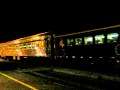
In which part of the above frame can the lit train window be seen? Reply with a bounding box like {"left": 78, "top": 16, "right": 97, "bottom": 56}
{"left": 84, "top": 36, "right": 93, "bottom": 45}
{"left": 95, "top": 34, "right": 105, "bottom": 44}
{"left": 36, "top": 44, "right": 39, "bottom": 47}
{"left": 12, "top": 46, "right": 14, "bottom": 49}
{"left": 20, "top": 45, "right": 23, "bottom": 49}
{"left": 5, "top": 47, "right": 8, "bottom": 50}
{"left": 67, "top": 39, "right": 74, "bottom": 46}
{"left": 75, "top": 38, "right": 82, "bottom": 45}
{"left": 9, "top": 47, "right": 11, "bottom": 50}
{"left": 23, "top": 45, "right": 26, "bottom": 49}
{"left": 32, "top": 45, "right": 34, "bottom": 48}
{"left": 107, "top": 33, "right": 119, "bottom": 43}
{"left": 27, "top": 44, "right": 31, "bottom": 48}
{"left": 31, "top": 42, "right": 35, "bottom": 48}
{"left": 16, "top": 46, "right": 18, "bottom": 49}
{"left": 10, "top": 46, "right": 13, "bottom": 49}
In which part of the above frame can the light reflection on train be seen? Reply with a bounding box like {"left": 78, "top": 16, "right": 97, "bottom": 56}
{"left": 0, "top": 32, "right": 51, "bottom": 60}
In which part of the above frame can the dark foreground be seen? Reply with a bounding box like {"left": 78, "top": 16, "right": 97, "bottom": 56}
{"left": 0, "top": 58, "right": 120, "bottom": 90}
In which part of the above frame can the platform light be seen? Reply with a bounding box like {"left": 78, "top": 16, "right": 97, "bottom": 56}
{"left": 89, "top": 56, "right": 92, "bottom": 58}
{"left": 23, "top": 57, "right": 27, "bottom": 58}
{"left": 80, "top": 56, "right": 83, "bottom": 58}
{"left": 99, "top": 57, "right": 103, "bottom": 58}
{"left": 91, "top": 63, "right": 93, "bottom": 64}
{"left": 116, "top": 60, "right": 120, "bottom": 63}
{"left": 72, "top": 56, "right": 75, "bottom": 58}
{"left": 66, "top": 56, "right": 68, "bottom": 58}
{"left": 111, "top": 57, "right": 115, "bottom": 59}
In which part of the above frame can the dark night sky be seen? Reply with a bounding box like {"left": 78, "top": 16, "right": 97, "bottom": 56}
{"left": 1, "top": 7, "right": 120, "bottom": 43}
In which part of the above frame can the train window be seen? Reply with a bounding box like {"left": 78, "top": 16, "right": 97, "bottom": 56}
{"left": 84, "top": 36, "right": 93, "bottom": 45}
{"left": 75, "top": 38, "right": 82, "bottom": 45}
{"left": 9, "top": 46, "right": 12, "bottom": 50}
{"left": 20, "top": 45, "right": 23, "bottom": 49}
{"left": 27, "top": 44, "right": 31, "bottom": 48}
{"left": 16, "top": 45, "right": 18, "bottom": 49}
{"left": 23, "top": 45, "right": 26, "bottom": 49}
{"left": 36, "top": 44, "right": 39, "bottom": 47}
{"left": 95, "top": 34, "right": 105, "bottom": 44}
{"left": 31, "top": 42, "right": 35, "bottom": 48}
{"left": 32, "top": 45, "right": 34, "bottom": 48}
{"left": 107, "top": 33, "right": 119, "bottom": 43}
{"left": 67, "top": 39, "right": 74, "bottom": 46}
{"left": 5, "top": 47, "right": 7, "bottom": 50}
{"left": 12, "top": 46, "right": 14, "bottom": 49}
{"left": 9, "top": 47, "right": 11, "bottom": 50}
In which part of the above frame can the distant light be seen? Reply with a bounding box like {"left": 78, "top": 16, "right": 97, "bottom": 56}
{"left": 99, "top": 57, "right": 103, "bottom": 58}
{"left": 80, "top": 56, "right": 83, "bottom": 58}
{"left": 116, "top": 60, "right": 120, "bottom": 63}
{"left": 91, "top": 63, "right": 93, "bottom": 64}
{"left": 72, "top": 56, "right": 75, "bottom": 58}
{"left": 89, "top": 56, "right": 92, "bottom": 58}
{"left": 111, "top": 57, "right": 115, "bottom": 59}
{"left": 66, "top": 56, "right": 68, "bottom": 58}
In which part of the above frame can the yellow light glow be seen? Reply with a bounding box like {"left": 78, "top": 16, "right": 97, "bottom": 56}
{"left": 14, "top": 40, "right": 20, "bottom": 44}
{"left": 32, "top": 35, "right": 45, "bottom": 40}
{"left": 36, "top": 36, "right": 40, "bottom": 40}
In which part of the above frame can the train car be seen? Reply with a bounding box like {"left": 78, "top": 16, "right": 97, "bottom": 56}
{"left": 0, "top": 32, "right": 52, "bottom": 61}
{"left": 54, "top": 25, "right": 120, "bottom": 73}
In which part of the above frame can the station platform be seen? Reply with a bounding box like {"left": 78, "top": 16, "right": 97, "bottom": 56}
{"left": 1, "top": 57, "right": 120, "bottom": 84}
{"left": 18, "top": 66, "right": 120, "bottom": 82}
{"left": 53, "top": 67, "right": 120, "bottom": 82}
{"left": 15, "top": 66, "right": 120, "bottom": 89}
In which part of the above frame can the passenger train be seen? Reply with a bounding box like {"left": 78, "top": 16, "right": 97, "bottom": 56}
{"left": 54, "top": 24, "right": 120, "bottom": 72}
{"left": 0, "top": 32, "right": 52, "bottom": 60}
{"left": 0, "top": 25, "right": 120, "bottom": 73}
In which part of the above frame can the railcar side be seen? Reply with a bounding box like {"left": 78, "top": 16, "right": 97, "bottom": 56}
{"left": 54, "top": 25, "right": 120, "bottom": 73}
{"left": 0, "top": 32, "right": 52, "bottom": 61}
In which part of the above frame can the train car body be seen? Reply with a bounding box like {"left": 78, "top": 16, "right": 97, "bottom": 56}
{"left": 54, "top": 25, "right": 120, "bottom": 73}
{"left": 0, "top": 32, "right": 52, "bottom": 60}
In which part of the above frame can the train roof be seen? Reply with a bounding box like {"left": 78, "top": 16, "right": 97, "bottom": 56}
{"left": 55, "top": 24, "right": 120, "bottom": 38}
{"left": 0, "top": 32, "right": 50, "bottom": 45}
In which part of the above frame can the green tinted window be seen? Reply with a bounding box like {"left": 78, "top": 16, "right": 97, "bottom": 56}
{"left": 107, "top": 33, "right": 119, "bottom": 43}
{"left": 67, "top": 39, "right": 74, "bottom": 46}
{"left": 84, "top": 36, "right": 93, "bottom": 45}
{"left": 75, "top": 38, "right": 82, "bottom": 45}
{"left": 95, "top": 34, "right": 105, "bottom": 44}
